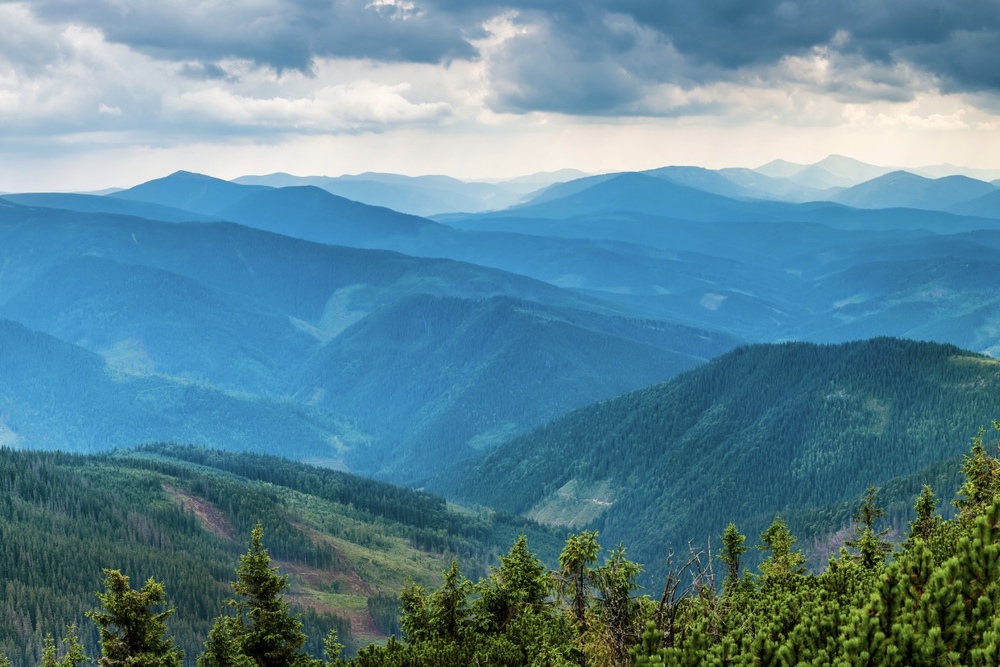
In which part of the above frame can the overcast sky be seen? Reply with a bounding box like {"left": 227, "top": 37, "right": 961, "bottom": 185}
{"left": 2, "top": 0, "right": 1000, "bottom": 190}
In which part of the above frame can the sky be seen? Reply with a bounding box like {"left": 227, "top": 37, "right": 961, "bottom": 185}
{"left": 2, "top": 0, "right": 1000, "bottom": 191}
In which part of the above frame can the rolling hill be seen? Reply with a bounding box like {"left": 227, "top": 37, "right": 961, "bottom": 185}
{"left": 109, "top": 170, "right": 270, "bottom": 215}
{"left": 0, "top": 444, "right": 561, "bottom": 665}
{"left": 831, "top": 171, "right": 997, "bottom": 211}
{"left": 0, "top": 318, "right": 353, "bottom": 459}
{"left": 293, "top": 293, "right": 733, "bottom": 483}
{"left": 434, "top": 338, "right": 1000, "bottom": 570}
{"left": 0, "top": 201, "right": 737, "bottom": 480}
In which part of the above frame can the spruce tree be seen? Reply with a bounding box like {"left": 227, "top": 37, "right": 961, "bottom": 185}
{"left": 718, "top": 523, "right": 748, "bottom": 589}
{"left": 39, "top": 626, "right": 87, "bottom": 667}
{"left": 227, "top": 524, "right": 309, "bottom": 667}
{"left": 844, "top": 484, "right": 892, "bottom": 570}
{"left": 908, "top": 484, "right": 941, "bottom": 543}
{"left": 87, "top": 569, "right": 182, "bottom": 667}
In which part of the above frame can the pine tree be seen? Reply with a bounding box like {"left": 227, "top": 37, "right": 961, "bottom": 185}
{"left": 87, "top": 569, "right": 182, "bottom": 667}
{"left": 197, "top": 616, "right": 254, "bottom": 667}
{"left": 757, "top": 516, "right": 805, "bottom": 581}
{"left": 557, "top": 531, "right": 600, "bottom": 631}
{"left": 226, "top": 523, "right": 310, "bottom": 667}
{"left": 39, "top": 626, "right": 87, "bottom": 667}
{"left": 908, "top": 484, "right": 941, "bottom": 543}
{"left": 954, "top": 423, "right": 1000, "bottom": 522}
{"left": 323, "top": 629, "right": 345, "bottom": 667}
{"left": 844, "top": 484, "right": 893, "bottom": 570}
{"left": 718, "top": 523, "right": 748, "bottom": 589}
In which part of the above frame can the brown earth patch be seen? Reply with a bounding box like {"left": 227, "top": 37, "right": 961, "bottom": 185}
{"left": 285, "top": 593, "right": 383, "bottom": 642}
{"left": 162, "top": 484, "right": 236, "bottom": 541}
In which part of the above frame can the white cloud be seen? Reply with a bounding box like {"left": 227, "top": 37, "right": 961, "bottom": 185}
{"left": 163, "top": 80, "right": 453, "bottom": 132}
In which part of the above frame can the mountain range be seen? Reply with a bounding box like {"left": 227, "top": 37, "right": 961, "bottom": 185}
{"left": 3, "top": 157, "right": 1000, "bottom": 529}
{"left": 6, "top": 153, "right": 1000, "bottom": 661}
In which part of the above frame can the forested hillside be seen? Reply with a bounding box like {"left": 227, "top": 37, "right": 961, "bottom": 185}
{"left": 8, "top": 428, "right": 1000, "bottom": 667}
{"left": 437, "top": 338, "right": 1000, "bottom": 570}
{"left": 0, "top": 202, "right": 734, "bottom": 479}
{"left": 0, "top": 445, "right": 561, "bottom": 666}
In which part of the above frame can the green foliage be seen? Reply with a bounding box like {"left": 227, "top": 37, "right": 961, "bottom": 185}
{"left": 843, "top": 484, "right": 893, "bottom": 570}
{"left": 204, "top": 525, "right": 310, "bottom": 667}
{"left": 351, "top": 537, "right": 578, "bottom": 667}
{"left": 718, "top": 523, "right": 748, "bottom": 589}
{"left": 443, "top": 338, "right": 1000, "bottom": 574}
{"left": 38, "top": 626, "right": 87, "bottom": 667}
{"left": 954, "top": 421, "right": 1000, "bottom": 522}
{"left": 910, "top": 484, "right": 941, "bottom": 540}
{"left": 10, "top": 429, "right": 1000, "bottom": 667}
{"left": 556, "top": 531, "right": 600, "bottom": 632}
{"left": 87, "top": 570, "right": 182, "bottom": 667}
{"left": 756, "top": 516, "right": 806, "bottom": 581}
{"left": 0, "top": 445, "right": 558, "bottom": 666}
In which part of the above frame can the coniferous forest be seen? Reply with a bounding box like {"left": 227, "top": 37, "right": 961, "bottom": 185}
{"left": 5, "top": 425, "right": 1000, "bottom": 667}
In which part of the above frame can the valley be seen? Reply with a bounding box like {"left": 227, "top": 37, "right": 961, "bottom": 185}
{"left": 4, "top": 155, "right": 1000, "bottom": 664}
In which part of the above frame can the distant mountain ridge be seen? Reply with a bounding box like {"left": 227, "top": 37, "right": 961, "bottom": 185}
{"left": 230, "top": 170, "right": 583, "bottom": 216}
{"left": 832, "top": 170, "right": 997, "bottom": 211}
{"left": 0, "top": 200, "right": 737, "bottom": 481}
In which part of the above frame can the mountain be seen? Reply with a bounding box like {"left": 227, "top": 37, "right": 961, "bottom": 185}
{"left": 0, "top": 255, "right": 318, "bottom": 393}
{"left": 0, "top": 192, "right": 220, "bottom": 222}
{"left": 755, "top": 155, "right": 893, "bottom": 188}
{"left": 911, "top": 164, "right": 1000, "bottom": 181}
{"left": 0, "top": 444, "right": 561, "bottom": 665}
{"left": 487, "top": 168, "right": 590, "bottom": 191}
{"left": 434, "top": 338, "right": 1000, "bottom": 570}
{"left": 832, "top": 171, "right": 997, "bottom": 211}
{"left": 641, "top": 165, "right": 756, "bottom": 198}
{"left": 715, "top": 167, "right": 835, "bottom": 202}
{"left": 948, "top": 188, "right": 1000, "bottom": 219}
{"left": 0, "top": 202, "right": 737, "bottom": 479}
{"left": 232, "top": 172, "right": 539, "bottom": 216}
{"left": 109, "top": 170, "right": 270, "bottom": 215}
{"left": 499, "top": 170, "right": 1000, "bottom": 233}
{"left": 510, "top": 172, "right": 768, "bottom": 220}
{"left": 0, "top": 318, "right": 353, "bottom": 458}
{"left": 217, "top": 185, "right": 440, "bottom": 245}
{"left": 293, "top": 293, "right": 735, "bottom": 483}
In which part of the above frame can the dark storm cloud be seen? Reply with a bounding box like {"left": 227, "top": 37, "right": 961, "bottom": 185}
{"left": 11, "top": 0, "right": 1000, "bottom": 116}
{"left": 482, "top": 0, "right": 1000, "bottom": 113}
{"left": 14, "top": 0, "right": 478, "bottom": 71}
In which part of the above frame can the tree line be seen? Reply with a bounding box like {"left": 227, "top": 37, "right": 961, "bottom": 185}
{"left": 10, "top": 424, "right": 1000, "bottom": 666}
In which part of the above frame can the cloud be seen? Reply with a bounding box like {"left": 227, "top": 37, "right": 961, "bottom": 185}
{"left": 162, "top": 81, "right": 454, "bottom": 133}
{"left": 3, "top": 0, "right": 1000, "bottom": 149}
{"left": 13, "top": 0, "right": 477, "bottom": 71}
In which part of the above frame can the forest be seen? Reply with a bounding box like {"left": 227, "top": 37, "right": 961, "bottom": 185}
{"left": 0, "top": 445, "right": 561, "bottom": 665}
{"left": 7, "top": 424, "right": 1000, "bottom": 667}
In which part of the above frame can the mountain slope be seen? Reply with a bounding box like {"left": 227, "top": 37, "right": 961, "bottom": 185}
{"left": 294, "top": 294, "right": 734, "bottom": 483}
{"left": 0, "top": 319, "right": 355, "bottom": 459}
{"left": 0, "top": 255, "right": 317, "bottom": 393}
{"left": 0, "top": 203, "right": 737, "bottom": 479}
{"left": 435, "top": 338, "right": 1000, "bottom": 569}
{"left": 0, "top": 192, "right": 219, "bottom": 222}
{"left": 832, "top": 171, "right": 997, "bottom": 211}
{"left": 235, "top": 172, "right": 528, "bottom": 216}
{"left": 0, "top": 444, "right": 561, "bottom": 665}
{"left": 949, "top": 188, "right": 1000, "bottom": 219}
{"left": 217, "top": 185, "right": 440, "bottom": 245}
{"left": 109, "top": 170, "right": 270, "bottom": 214}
